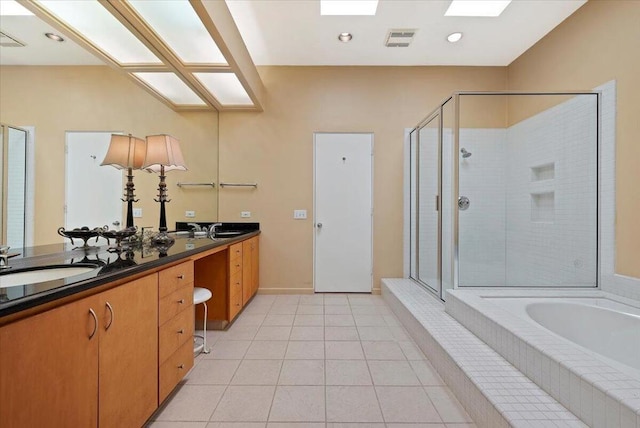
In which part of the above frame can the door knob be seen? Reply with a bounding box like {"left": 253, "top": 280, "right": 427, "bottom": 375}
{"left": 458, "top": 196, "right": 470, "bottom": 211}
{"left": 316, "top": 223, "right": 323, "bottom": 228}
{"left": 112, "top": 220, "right": 120, "bottom": 226}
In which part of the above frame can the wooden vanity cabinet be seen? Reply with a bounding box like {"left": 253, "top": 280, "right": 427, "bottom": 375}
{"left": 0, "top": 274, "right": 158, "bottom": 428}
{"left": 0, "top": 294, "right": 101, "bottom": 428}
{"left": 158, "top": 260, "right": 194, "bottom": 402}
{"left": 243, "top": 236, "right": 259, "bottom": 305}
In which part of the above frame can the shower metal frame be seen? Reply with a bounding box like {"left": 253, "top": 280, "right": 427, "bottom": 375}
{"left": 409, "top": 90, "right": 601, "bottom": 300}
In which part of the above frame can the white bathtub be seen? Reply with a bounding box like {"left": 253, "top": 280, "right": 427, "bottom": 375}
{"left": 446, "top": 290, "right": 640, "bottom": 428}
{"left": 488, "top": 297, "right": 640, "bottom": 380}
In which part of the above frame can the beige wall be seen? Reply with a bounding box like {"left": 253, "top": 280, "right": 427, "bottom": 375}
{"left": 219, "top": 66, "right": 507, "bottom": 292}
{"left": 506, "top": 0, "right": 640, "bottom": 278}
{"left": 0, "top": 66, "right": 219, "bottom": 246}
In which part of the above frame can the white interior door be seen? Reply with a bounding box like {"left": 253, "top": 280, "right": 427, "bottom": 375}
{"left": 66, "top": 132, "right": 123, "bottom": 242}
{"left": 314, "top": 133, "right": 373, "bottom": 293}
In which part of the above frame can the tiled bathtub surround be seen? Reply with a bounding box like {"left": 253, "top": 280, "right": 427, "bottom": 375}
{"left": 446, "top": 288, "right": 640, "bottom": 428}
{"left": 382, "top": 279, "right": 586, "bottom": 428}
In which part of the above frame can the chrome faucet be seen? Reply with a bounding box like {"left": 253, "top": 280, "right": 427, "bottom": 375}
{"left": 187, "top": 223, "right": 203, "bottom": 232}
{"left": 0, "top": 246, "right": 12, "bottom": 270}
{"left": 207, "top": 223, "right": 222, "bottom": 236}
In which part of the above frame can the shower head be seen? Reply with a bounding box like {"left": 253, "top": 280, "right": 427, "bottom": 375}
{"left": 461, "top": 148, "right": 472, "bottom": 158}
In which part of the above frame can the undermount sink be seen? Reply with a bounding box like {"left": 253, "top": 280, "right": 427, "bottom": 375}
{"left": 0, "top": 265, "right": 98, "bottom": 288}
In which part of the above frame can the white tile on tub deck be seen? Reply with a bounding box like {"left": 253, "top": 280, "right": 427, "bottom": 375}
{"left": 425, "top": 386, "right": 474, "bottom": 423}
{"left": 592, "top": 387, "right": 606, "bottom": 428}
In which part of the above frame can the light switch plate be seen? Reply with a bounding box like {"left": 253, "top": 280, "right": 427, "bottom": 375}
{"left": 132, "top": 208, "right": 142, "bottom": 218}
{"left": 293, "top": 209, "right": 307, "bottom": 219}
{"left": 185, "top": 210, "right": 196, "bottom": 218}
{"left": 241, "top": 211, "right": 251, "bottom": 218}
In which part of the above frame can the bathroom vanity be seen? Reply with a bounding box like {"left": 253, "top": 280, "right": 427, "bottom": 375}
{"left": 0, "top": 229, "right": 259, "bottom": 428}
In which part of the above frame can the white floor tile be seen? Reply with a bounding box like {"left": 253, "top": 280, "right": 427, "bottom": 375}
{"left": 245, "top": 341, "right": 288, "bottom": 359}
{"left": 285, "top": 341, "right": 325, "bottom": 359}
{"left": 368, "top": 360, "right": 421, "bottom": 386}
{"left": 269, "top": 386, "right": 325, "bottom": 422}
{"left": 293, "top": 314, "right": 324, "bottom": 326}
{"left": 185, "top": 360, "right": 240, "bottom": 385}
{"left": 376, "top": 386, "right": 442, "bottom": 423}
{"left": 325, "top": 386, "right": 383, "bottom": 423}
{"left": 324, "top": 305, "right": 352, "bottom": 315}
{"left": 409, "top": 360, "right": 445, "bottom": 386}
{"left": 362, "top": 341, "right": 406, "bottom": 360}
{"left": 206, "top": 340, "right": 251, "bottom": 360}
{"left": 230, "top": 360, "right": 282, "bottom": 385}
{"left": 155, "top": 385, "right": 225, "bottom": 422}
{"left": 357, "top": 326, "right": 394, "bottom": 341}
{"left": 254, "top": 326, "right": 292, "bottom": 341}
{"left": 296, "top": 305, "right": 324, "bottom": 314}
{"left": 289, "top": 326, "right": 324, "bottom": 341}
{"left": 262, "top": 314, "right": 295, "bottom": 326}
{"left": 325, "top": 314, "right": 355, "bottom": 327}
{"left": 325, "top": 360, "right": 372, "bottom": 386}
{"left": 278, "top": 360, "right": 325, "bottom": 385}
{"left": 324, "top": 326, "right": 359, "bottom": 341}
{"left": 210, "top": 386, "right": 275, "bottom": 422}
{"left": 425, "top": 386, "right": 473, "bottom": 423}
{"left": 325, "top": 341, "right": 364, "bottom": 360}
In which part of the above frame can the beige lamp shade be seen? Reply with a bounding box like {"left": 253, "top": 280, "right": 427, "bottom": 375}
{"left": 143, "top": 134, "right": 187, "bottom": 172}
{"left": 101, "top": 134, "right": 147, "bottom": 170}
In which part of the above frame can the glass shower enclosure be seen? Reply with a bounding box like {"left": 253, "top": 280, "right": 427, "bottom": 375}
{"left": 409, "top": 92, "right": 600, "bottom": 300}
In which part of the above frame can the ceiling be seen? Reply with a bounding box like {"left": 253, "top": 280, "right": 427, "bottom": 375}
{"left": 0, "top": 0, "right": 587, "bottom": 111}
{"left": 226, "top": 0, "right": 587, "bottom": 66}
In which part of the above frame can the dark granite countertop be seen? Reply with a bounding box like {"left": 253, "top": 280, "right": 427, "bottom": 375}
{"left": 0, "top": 227, "right": 259, "bottom": 319}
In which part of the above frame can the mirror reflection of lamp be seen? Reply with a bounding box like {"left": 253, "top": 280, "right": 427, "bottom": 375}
{"left": 142, "top": 134, "right": 187, "bottom": 247}
{"left": 100, "top": 134, "right": 146, "bottom": 230}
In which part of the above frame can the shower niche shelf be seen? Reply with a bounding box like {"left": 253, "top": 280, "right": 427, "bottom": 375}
{"left": 531, "top": 163, "right": 555, "bottom": 182}
{"left": 531, "top": 191, "right": 555, "bottom": 223}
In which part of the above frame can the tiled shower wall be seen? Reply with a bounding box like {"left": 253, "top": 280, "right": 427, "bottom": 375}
{"left": 456, "top": 95, "right": 598, "bottom": 287}
{"left": 504, "top": 95, "right": 598, "bottom": 286}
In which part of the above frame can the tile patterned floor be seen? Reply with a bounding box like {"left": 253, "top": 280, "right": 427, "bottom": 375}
{"left": 147, "top": 294, "right": 476, "bottom": 428}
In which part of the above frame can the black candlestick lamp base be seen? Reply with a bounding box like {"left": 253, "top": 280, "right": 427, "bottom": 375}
{"left": 151, "top": 166, "right": 175, "bottom": 249}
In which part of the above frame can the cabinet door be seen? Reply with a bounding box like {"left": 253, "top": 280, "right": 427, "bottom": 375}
{"left": 99, "top": 274, "right": 158, "bottom": 428}
{"left": 0, "top": 295, "right": 100, "bottom": 428}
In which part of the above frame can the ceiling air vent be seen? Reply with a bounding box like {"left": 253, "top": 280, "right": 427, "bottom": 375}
{"left": 0, "top": 31, "right": 26, "bottom": 47}
{"left": 385, "top": 29, "right": 416, "bottom": 47}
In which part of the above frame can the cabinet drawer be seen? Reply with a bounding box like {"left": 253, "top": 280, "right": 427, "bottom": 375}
{"left": 230, "top": 271, "right": 242, "bottom": 297}
{"left": 159, "top": 307, "right": 194, "bottom": 364}
{"left": 159, "top": 261, "right": 194, "bottom": 298}
{"left": 159, "top": 340, "right": 194, "bottom": 403}
{"left": 229, "top": 291, "right": 242, "bottom": 320}
{"left": 229, "top": 243, "right": 243, "bottom": 261}
{"left": 159, "top": 285, "right": 194, "bottom": 326}
{"left": 229, "top": 257, "right": 242, "bottom": 275}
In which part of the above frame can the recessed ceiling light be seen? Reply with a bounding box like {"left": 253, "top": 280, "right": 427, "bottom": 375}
{"left": 45, "top": 33, "right": 65, "bottom": 42}
{"left": 447, "top": 32, "right": 463, "bottom": 43}
{"left": 321, "top": 0, "right": 378, "bottom": 16}
{"left": 445, "top": 0, "right": 512, "bottom": 17}
{"left": 338, "top": 32, "right": 353, "bottom": 43}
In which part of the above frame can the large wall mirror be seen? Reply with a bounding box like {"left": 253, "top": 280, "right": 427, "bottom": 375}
{"left": 0, "top": 66, "right": 220, "bottom": 248}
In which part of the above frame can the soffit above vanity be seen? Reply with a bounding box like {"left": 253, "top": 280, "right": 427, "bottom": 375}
{"left": 4, "top": 0, "right": 264, "bottom": 112}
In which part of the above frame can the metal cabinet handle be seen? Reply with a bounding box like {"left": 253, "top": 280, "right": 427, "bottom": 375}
{"left": 178, "top": 364, "right": 184, "bottom": 369}
{"left": 236, "top": 264, "right": 240, "bottom": 268}
{"left": 458, "top": 196, "right": 470, "bottom": 211}
{"left": 177, "top": 274, "right": 184, "bottom": 280}
{"left": 105, "top": 302, "right": 114, "bottom": 331}
{"left": 178, "top": 329, "right": 184, "bottom": 334}
{"left": 316, "top": 223, "right": 323, "bottom": 228}
{"left": 88, "top": 308, "right": 98, "bottom": 339}
{"left": 178, "top": 299, "right": 185, "bottom": 304}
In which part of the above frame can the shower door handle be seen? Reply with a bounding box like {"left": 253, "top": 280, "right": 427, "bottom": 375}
{"left": 458, "top": 196, "right": 470, "bottom": 211}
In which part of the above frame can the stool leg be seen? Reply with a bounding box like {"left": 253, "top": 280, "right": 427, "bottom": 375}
{"left": 202, "top": 301, "right": 210, "bottom": 354}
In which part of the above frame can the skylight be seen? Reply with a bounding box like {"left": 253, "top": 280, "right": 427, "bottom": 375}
{"left": 134, "top": 72, "right": 206, "bottom": 106}
{"left": 445, "top": 0, "right": 512, "bottom": 17}
{"left": 38, "top": 0, "right": 161, "bottom": 64}
{"left": 128, "top": 0, "right": 227, "bottom": 65}
{"left": 0, "top": 1, "right": 34, "bottom": 16}
{"left": 321, "top": 0, "right": 379, "bottom": 16}
{"left": 194, "top": 73, "right": 253, "bottom": 106}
